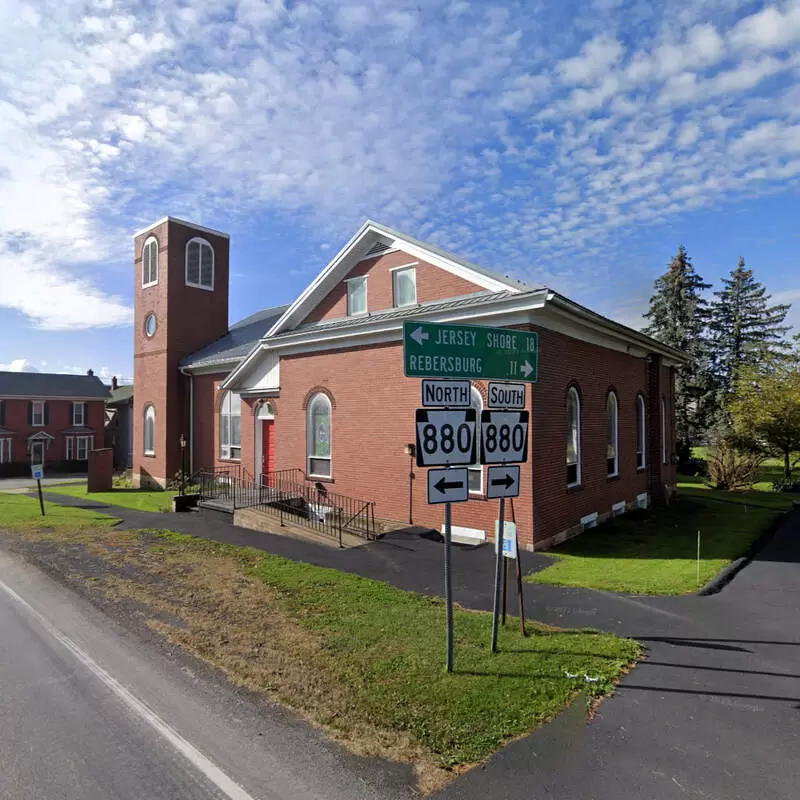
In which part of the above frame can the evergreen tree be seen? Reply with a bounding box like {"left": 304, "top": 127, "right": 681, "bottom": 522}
{"left": 709, "top": 257, "right": 791, "bottom": 399}
{"left": 643, "top": 245, "right": 712, "bottom": 459}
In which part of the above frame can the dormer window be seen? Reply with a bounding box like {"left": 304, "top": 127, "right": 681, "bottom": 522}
{"left": 346, "top": 276, "right": 367, "bottom": 316}
{"left": 142, "top": 237, "right": 158, "bottom": 287}
{"left": 186, "top": 238, "right": 214, "bottom": 290}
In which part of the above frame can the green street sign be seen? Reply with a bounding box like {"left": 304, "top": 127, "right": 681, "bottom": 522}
{"left": 403, "top": 321, "right": 539, "bottom": 382}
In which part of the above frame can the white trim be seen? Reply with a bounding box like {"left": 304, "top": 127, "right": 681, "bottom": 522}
{"left": 31, "top": 400, "right": 45, "bottom": 427}
{"left": 607, "top": 392, "right": 619, "bottom": 478}
{"left": 388, "top": 262, "right": 419, "bottom": 272}
{"left": 219, "top": 390, "right": 242, "bottom": 461}
{"left": 185, "top": 237, "right": 215, "bottom": 291}
{"left": 134, "top": 216, "right": 230, "bottom": 240}
{"left": 141, "top": 236, "right": 159, "bottom": 288}
{"left": 72, "top": 402, "right": 86, "bottom": 427}
{"left": 566, "top": 387, "right": 581, "bottom": 487}
{"left": 0, "top": 438, "right": 12, "bottom": 464}
{"left": 306, "top": 392, "right": 332, "bottom": 478}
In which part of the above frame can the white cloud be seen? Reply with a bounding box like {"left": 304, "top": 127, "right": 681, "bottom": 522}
{"left": 558, "top": 35, "right": 624, "bottom": 84}
{"left": 730, "top": 2, "right": 800, "bottom": 51}
{"left": 0, "top": 359, "right": 39, "bottom": 373}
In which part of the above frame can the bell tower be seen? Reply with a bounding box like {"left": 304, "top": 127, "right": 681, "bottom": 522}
{"left": 132, "top": 217, "right": 230, "bottom": 487}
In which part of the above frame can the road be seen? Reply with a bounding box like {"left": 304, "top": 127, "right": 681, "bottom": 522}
{"left": 0, "top": 550, "right": 412, "bottom": 800}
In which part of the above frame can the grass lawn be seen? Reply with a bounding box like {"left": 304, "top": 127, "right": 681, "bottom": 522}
{"left": 527, "top": 483, "right": 792, "bottom": 596}
{"left": 0, "top": 520, "right": 641, "bottom": 790}
{"left": 0, "top": 493, "right": 120, "bottom": 529}
{"left": 44, "top": 483, "right": 173, "bottom": 512}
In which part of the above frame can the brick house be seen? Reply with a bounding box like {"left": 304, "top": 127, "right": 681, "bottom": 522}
{"left": 133, "top": 217, "right": 681, "bottom": 549}
{"left": 104, "top": 376, "right": 134, "bottom": 471}
{"left": 0, "top": 371, "right": 109, "bottom": 477}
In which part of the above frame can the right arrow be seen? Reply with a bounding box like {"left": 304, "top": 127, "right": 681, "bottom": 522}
{"left": 434, "top": 476, "right": 465, "bottom": 493}
{"left": 491, "top": 473, "right": 515, "bottom": 489}
{"left": 521, "top": 360, "right": 533, "bottom": 378}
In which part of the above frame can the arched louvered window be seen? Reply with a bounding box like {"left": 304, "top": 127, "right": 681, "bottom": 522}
{"left": 186, "top": 237, "right": 214, "bottom": 289}
{"left": 142, "top": 237, "right": 158, "bottom": 287}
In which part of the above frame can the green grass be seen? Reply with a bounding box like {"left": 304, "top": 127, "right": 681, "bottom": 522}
{"left": 147, "top": 530, "right": 641, "bottom": 768}
{"left": 0, "top": 493, "right": 120, "bottom": 529}
{"left": 527, "top": 485, "right": 790, "bottom": 596}
{"left": 44, "top": 483, "right": 173, "bottom": 512}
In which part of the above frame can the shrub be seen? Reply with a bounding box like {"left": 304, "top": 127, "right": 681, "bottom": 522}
{"left": 770, "top": 477, "right": 800, "bottom": 494}
{"left": 706, "top": 432, "right": 764, "bottom": 490}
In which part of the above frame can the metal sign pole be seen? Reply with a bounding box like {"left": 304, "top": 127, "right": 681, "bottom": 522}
{"left": 491, "top": 496, "right": 506, "bottom": 652}
{"left": 37, "top": 479, "right": 45, "bottom": 517}
{"left": 444, "top": 501, "right": 454, "bottom": 673}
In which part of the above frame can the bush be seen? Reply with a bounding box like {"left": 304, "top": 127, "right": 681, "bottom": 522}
{"left": 112, "top": 475, "right": 133, "bottom": 489}
{"left": 770, "top": 477, "right": 800, "bottom": 494}
{"left": 706, "top": 433, "right": 764, "bottom": 490}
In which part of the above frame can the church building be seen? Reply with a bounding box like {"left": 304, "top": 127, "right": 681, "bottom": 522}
{"left": 133, "top": 217, "right": 681, "bottom": 549}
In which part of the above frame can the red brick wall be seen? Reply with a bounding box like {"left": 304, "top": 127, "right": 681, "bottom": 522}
{"left": 133, "top": 219, "right": 230, "bottom": 486}
{"left": 303, "top": 250, "right": 486, "bottom": 324}
{"left": 1, "top": 398, "right": 106, "bottom": 464}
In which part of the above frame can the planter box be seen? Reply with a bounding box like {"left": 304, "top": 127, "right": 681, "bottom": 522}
{"left": 172, "top": 493, "right": 200, "bottom": 512}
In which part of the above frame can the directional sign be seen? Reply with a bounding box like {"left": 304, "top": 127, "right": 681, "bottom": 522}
{"left": 403, "top": 321, "right": 539, "bottom": 382}
{"left": 415, "top": 408, "right": 477, "bottom": 467}
{"left": 487, "top": 382, "right": 526, "bottom": 410}
{"left": 486, "top": 465, "right": 520, "bottom": 499}
{"left": 421, "top": 379, "right": 472, "bottom": 408}
{"left": 480, "top": 410, "right": 529, "bottom": 465}
{"left": 427, "top": 467, "right": 469, "bottom": 505}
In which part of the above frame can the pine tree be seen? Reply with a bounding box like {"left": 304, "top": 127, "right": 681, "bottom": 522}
{"left": 643, "top": 245, "right": 712, "bottom": 459}
{"left": 709, "top": 257, "right": 791, "bottom": 398}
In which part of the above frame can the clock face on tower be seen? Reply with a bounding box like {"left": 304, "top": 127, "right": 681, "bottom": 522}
{"left": 144, "top": 313, "right": 157, "bottom": 337}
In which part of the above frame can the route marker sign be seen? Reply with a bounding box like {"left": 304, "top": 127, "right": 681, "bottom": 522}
{"left": 486, "top": 465, "right": 520, "bottom": 499}
{"left": 421, "top": 379, "right": 472, "bottom": 408}
{"left": 403, "top": 321, "right": 538, "bottom": 382}
{"left": 427, "top": 467, "right": 469, "bottom": 504}
{"left": 487, "top": 381, "right": 526, "bottom": 410}
{"left": 415, "top": 408, "right": 477, "bottom": 467}
{"left": 480, "top": 410, "right": 529, "bottom": 465}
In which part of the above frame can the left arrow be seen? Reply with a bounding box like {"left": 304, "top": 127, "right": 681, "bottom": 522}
{"left": 434, "top": 477, "right": 465, "bottom": 493}
{"left": 410, "top": 326, "right": 429, "bottom": 346}
{"left": 490, "top": 473, "right": 515, "bottom": 489}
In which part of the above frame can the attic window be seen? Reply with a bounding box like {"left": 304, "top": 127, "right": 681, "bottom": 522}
{"left": 364, "top": 241, "right": 391, "bottom": 258}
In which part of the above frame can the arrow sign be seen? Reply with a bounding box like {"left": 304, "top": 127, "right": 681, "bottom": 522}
{"left": 427, "top": 467, "right": 469, "bottom": 505}
{"left": 521, "top": 361, "right": 534, "bottom": 378}
{"left": 486, "top": 465, "right": 520, "bottom": 499}
{"left": 410, "top": 326, "right": 430, "bottom": 346}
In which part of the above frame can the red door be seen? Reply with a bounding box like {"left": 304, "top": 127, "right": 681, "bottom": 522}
{"left": 262, "top": 420, "right": 275, "bottom": 477}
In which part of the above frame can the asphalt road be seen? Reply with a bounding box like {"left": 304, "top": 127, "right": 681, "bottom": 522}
{"left": 0, "top": 550, "right": 413, "bottom": 800}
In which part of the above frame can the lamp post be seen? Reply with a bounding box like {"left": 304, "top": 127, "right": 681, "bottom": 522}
{"left": 179, "top": 433, "right": 187, "bottom": 496}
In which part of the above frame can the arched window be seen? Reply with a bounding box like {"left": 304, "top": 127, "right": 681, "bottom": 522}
{"left": 607, "top": 391, "right": 618, "bottom": 476}
{"left": 636, "top": 394, "right": 646, "bottom": 470}
{"left": 307, "top": 393, "right": 332, "bottom": 478}
{"left": 661, "top": 397, "right": 667, "bottom": 465}
{"left": 566, "top": 387, "right": 581, "bottom": 486}
{"left": 469, "top": 387, "right": 483, "bottom": 494}
{"left": 219, "top": 391, "right": 241, "bottom": 460}
{"left": 186, "top": 237, "right": 214, "bottom": 289}
{"left": 142, "top": 237, "right": 158, "bottom": 287}
{"left": 143, "top": 405, "right": 155, "bottom": 455}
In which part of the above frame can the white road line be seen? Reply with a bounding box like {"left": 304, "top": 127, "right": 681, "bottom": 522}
{"left": 0, "top": 577, "right": 258, "bottom": 800}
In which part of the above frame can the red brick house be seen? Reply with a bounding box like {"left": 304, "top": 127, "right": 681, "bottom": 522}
{"left": 0, "top": 371, "right": 109, "bottom": 477}
{"left": 133, "top": 217, "right": 681, "bottom": 549}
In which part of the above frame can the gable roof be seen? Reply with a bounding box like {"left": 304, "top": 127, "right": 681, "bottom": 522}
{"left": 180, "top": 304, "right": 290, "bottom": 371}
{"left": 266, "top": 220, "right": 540, "bottom": 338}
{"left": 0, "top": 372, "right": 110, "bottom": 399}
{"left": 107, "top": 384, "right": 134, "bottom": 405}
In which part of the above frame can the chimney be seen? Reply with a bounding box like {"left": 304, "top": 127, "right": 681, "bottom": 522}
{"left": 111, "top": 375, "right": 118, "bottom": 390}
{"left": 87, "top": 369, "right": 94, "bottom": 377}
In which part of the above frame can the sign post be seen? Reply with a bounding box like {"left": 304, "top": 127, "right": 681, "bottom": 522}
{"left": 491, "top": 498, "right": 506, "bottom": 652}
{"left": 31, "top": 464, "right": 45, "bottom": 517}
{"left": 444, "top": 502, "right": 454, "bottom": 673}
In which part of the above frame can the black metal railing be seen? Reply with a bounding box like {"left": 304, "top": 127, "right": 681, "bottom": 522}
{"left": 197, "top": 468, "right": 376, "bottom": 546}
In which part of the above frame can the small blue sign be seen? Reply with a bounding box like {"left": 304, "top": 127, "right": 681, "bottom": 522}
{"left": 31, "top": 464, "right": 43, "bottom": 480}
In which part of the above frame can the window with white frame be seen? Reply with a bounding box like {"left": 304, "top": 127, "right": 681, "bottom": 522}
{"left": 0, "top": 438, "right": 12, "bottom": 464}
{"left": 468, "top": 387, "right": 483, "bottom": 494}
{"left": 566, "top": 387, "right": 581, "bottom": 486}
{"left": 636, "top": 395, "right": 646, "bottom": 470}
{"left": 307, "top": 393, "right": 332, "bottom": 478}
{"left": 219, "top": 391, "right": 242, "bottom": 460}
{"left": 144, "top": 405, "right": 155, "bottom": 455}
{"left": 607, "top": 391, "right": 619, "bottom": 476}
{"left": 186, "top": 238, "right": 214, "bottom": 289}
{"left": 346, "top": 276, "right": 367, "bottom": 316}
{"left": 392, "top": 266, "right": 417, "bottom": 307}
{"left": 66, "top": 435, "right": 94, "bottom": 461}
{"left": 142, "top": 236, "right": 159, "bottom": 287}
{"left": 72, "top": 402, "right": 86, "bottom": 427}
{"left": 661, "top": 397, "right": 667, "bottom": 464}
{"left": 31, "top": 401, "right": 45, "bottom": 426}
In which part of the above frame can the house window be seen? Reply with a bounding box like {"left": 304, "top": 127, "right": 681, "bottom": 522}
{"left": 31, "top": 401, "right": 45, "bottom": 426}
{"left": 566, "top": 386, "right": 581, "bottom": 486}
{"left": 346, "top": 276, "right": 367, "bottom": 316}
{"left": 469, "top": 387, "right": 483, "bottom": 494}
{"left": 72, "top": 402, "right": 86, "bottom": 427}
{"left": 307, "top": 393, "right": 332, "bottom": 478}
{"left": 66, "top": 436, "right": 94, "bottom": 461}
{"left": 142, "top": 236, "right": 159, "bottom": 287}
{"left": 661, "top": 398, "right": 667, "bottom": 465}
{"left": 219, "top": 391, "right": 242, "bottom": 460}
{"left": 392, "top": 266, "right": 417, "bottom": 307}
{"left": 636, "top": 395, "right": 646, "bottom": 470}
{"left": 607, "top": 391, "right": 618, "bottom": 477}
{"left": 186, "top": 238, "right": 214, "bottom": 289}
{"left": 144, "top": 405, "right": 155, "bottom": 455}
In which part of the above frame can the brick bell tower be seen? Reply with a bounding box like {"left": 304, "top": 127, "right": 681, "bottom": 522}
{"left": 133, "top": 217, "right": 230, "bottom": 488}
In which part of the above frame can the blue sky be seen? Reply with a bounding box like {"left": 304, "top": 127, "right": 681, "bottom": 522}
{"left": 1, "top": 0, "right": 799, "bottom": 380}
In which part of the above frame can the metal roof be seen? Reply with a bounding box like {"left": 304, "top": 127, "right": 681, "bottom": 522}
{"left": 0, "top": 372, "right": 110, "bottom": 399}
{"left": 107, "top": 385, "right": 134, "bottom": 405}
{"left": 181, "top": 304, "right": 290, "bottom": 369}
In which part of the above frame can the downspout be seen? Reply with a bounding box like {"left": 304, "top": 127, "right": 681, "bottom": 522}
{"left": 179, "top": 367, "right": 194, "bottom": 474}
